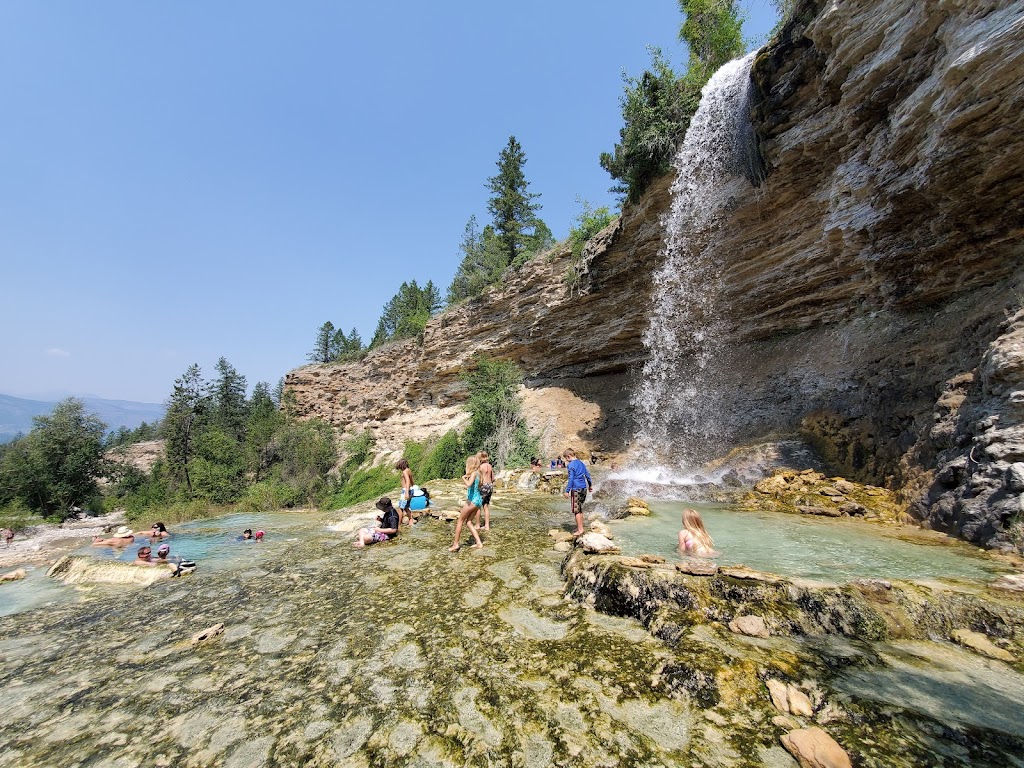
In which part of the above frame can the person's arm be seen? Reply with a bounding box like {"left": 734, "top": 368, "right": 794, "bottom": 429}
{"left": 583, "top": 463, "right": 593, "bottom": 490}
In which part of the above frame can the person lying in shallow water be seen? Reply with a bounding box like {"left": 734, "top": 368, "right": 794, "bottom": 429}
{"left": 92, "top": 526, "right": 135, "bottom": 547}
{"left": 354, "top": 497, "right": 400, "bottom": 548}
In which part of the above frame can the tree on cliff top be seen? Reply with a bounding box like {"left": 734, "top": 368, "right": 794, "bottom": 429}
{"left": 601, "top": 0, "right": 746, "bottom": 203}
{"left": 369, "top": 280, "right": 442, "bottom": 348}
{"left": 487, "top": 136, "right": 545, "bottom": 269}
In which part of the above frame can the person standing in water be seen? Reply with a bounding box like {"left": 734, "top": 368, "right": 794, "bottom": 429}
{"left": 562, "top": 449, "right": 593, "bottom": 535}
{"left": 678, "top": 508, "right": 717, "bottom": 557}
{"left": 475, "top": 451, "right": 495, "bottom": 531}
{"left": 450, "top": 455, "right": 484, "bottom": 552}
{"left": 396, "top": 458, "right": 416, "bottom": 527}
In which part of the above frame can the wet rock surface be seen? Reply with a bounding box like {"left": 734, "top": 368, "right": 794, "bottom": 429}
{"left": 3, "top": 485, "right": 1024, "bottom": 765}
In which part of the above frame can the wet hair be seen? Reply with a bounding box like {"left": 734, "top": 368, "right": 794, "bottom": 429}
{"left": 395, "top": 458, "right": 409, "bottom": 471}
{"left": 465, "top": 455, "right": 481, "bottom": 474}
{"left": 152, "top": 522, "right": 168, "bottom": 533}
{"left": 243, "top": 529, "right": 253, "bottom": 537}
{"left": 682, "top": 508, "right": 715, "bottom": 551}
{"left": 137, "top": 547, "right": 152, "bottom": 557}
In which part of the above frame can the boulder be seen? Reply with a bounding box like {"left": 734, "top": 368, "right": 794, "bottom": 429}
{"left": 575, "top": 533, "right": 620, "bottom": 554}
{"left": 0, "top": 568, "right": 27, "bottom": 582}
{"left": 548, "top": 529, "right": 575, "bottom": 543}
{"left": 992, "top": 573, "right": 1024, "bottom": 592}
{"left": 589, "top": 521, "right": 613, "bottom": 538}
{"left": 553, "top": 541, "right": 572, "bottom": 553}
{"left": 676, "top": 561, "right": 719, "bottom": 576}
{"left": 728, "top": 615, "right": 770, "bottom": 638}
{"left": 190, "top": 623, "right": 225, "bottom": 646}
{"left": 780, "top": 727, "right": 852, "bottom": 768}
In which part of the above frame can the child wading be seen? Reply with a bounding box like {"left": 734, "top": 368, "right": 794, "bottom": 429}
{"left": 562, "top": 449, "right": 593, "bottom": 535}
{"left": 450, "top": 455, "right": 484, "bottom": 552}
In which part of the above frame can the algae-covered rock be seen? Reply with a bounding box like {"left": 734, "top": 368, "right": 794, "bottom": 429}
{"left": 611, "top": 497, "right": 653, "bottom": 519}
{"left": 744, "top": 468, "right": 905, "bottom": 523}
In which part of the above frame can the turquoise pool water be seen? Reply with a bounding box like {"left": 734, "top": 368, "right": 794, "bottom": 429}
{"left": 609, "top": 501, "right": 1008, "bottom": 584}
{"left": 1, "top": 510, "right": 330, "bottom": 618}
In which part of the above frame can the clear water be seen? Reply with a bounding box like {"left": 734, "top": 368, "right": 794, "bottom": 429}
{"left": 1, "top": 510, "right": 330, "bottom": 618}
{"left": 82, "top": 509, "right": 328, "bottom": 568}
{"left": 610, "top": 501, "right": 1008, "bottom": 584}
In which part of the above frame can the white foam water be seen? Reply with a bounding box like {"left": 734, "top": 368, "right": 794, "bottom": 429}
{"left": 632, "top": 52, "right": 759, "bottom": 471}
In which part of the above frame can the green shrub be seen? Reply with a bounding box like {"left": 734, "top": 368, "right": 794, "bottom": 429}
{"left": 566, "top": 200, "right": 616, "bottom": 289}
{"left": 422, "top": 430, "right": 465, "bottom": 480}
{"left": 325, "top": 465, "right": 398, "bottom": 509}
{"left": 237, "top": 479, "right": 304, "bottom": 513}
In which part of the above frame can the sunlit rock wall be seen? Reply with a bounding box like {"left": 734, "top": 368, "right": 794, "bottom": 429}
{"left": 285, "top": 175, "right": 673, "bottom": 456}
{"left": 287, "top": 0, "right": 1024, "bottom": 547}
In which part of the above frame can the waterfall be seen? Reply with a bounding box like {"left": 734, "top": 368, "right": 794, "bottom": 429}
{"left": 630, "top": 52, "right": 759, "bottom": 475}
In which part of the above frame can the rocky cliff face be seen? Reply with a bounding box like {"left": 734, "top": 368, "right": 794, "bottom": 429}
{"left": 287, "top": 0, "right": 1024, "bottom": 548}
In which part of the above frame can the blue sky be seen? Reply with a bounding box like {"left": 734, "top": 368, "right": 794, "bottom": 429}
{"left": 0, "top": 1, "right": 779, "bottom": 404}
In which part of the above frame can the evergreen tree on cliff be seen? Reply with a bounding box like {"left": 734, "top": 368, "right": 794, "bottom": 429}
{"left": 487, "top": 136, "right": 543, "bottom": 268}
{"left": 309, "top": 321, "right": 335, "bottom": 364}
{"left": 601, "top": 0, "right": 746, "bottom": 202}
{"left": 370, "top": 280, "right": 442, "bottom": 348}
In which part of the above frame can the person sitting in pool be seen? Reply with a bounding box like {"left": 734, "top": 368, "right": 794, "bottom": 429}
{"left": 131, "top": 545, "right": 157, "bottom": 566}
{"left": 149, "top": 522, "right": 170, "bottom": 539}
{"left": 239, "top": 529, "right": 254, "bottom": 541}
{"left": 255, "top": 530, "right": 265, "bottom": 541}
{"left": 92, "top": 526, "right": 135, "bottom": 547}
{"left": 354, "top": 497, "right": 400, "bottom": 548}
{"left": 678, "top": 508, "right": 718, "bottom": 557}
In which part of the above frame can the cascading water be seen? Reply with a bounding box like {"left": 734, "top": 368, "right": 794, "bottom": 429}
{"left": 630, "top": 52, "right": 760, "bottom": 476}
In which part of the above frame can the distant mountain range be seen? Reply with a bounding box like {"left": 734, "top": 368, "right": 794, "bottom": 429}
{"left": 0, "top": 393, "right": 165, "bottom": 443}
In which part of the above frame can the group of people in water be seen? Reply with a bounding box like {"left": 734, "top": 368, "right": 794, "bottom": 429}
{"left": 90, "top": 522, "right": 197, "bottom": 575}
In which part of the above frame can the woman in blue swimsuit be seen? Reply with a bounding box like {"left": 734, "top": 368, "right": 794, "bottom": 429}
{"left": 450, "top": 455, "right": 484, "bottom": 551}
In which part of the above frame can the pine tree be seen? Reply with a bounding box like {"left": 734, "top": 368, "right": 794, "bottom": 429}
{"left": 210, "top": 357, "right": 248, "bottom": 442}
{"left": 163, "top": 364, "right": 207, "bottom": 495}
{"left": 370, "top": 280, "right": 442, "bottom": 348}
{"left": 486, "top": 136, "right": 543, "bottom": 268}
{"left": 309, "top": 321, "right": 335, "bottom": 363}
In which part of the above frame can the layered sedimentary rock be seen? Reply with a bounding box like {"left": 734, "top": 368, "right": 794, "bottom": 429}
{"left": 285, "top": 176, "right": 673, "bottom": 456}
{"left": 287, "top": 0, "right": 1024, "bottom": 547}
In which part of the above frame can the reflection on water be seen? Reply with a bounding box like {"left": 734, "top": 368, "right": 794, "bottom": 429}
{"left": 609, "top": 501, "right": 1007, "bottom": 584}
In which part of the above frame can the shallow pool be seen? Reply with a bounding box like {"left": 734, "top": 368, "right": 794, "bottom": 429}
{"left": 1, "top": 510, "right": 331, "bottom": 618}
{"left": 609, "top": 501, "right": 1009, "bottom": 584}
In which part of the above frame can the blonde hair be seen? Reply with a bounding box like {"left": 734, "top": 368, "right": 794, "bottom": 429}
{"left": 563, "top": 448, "right": 576, "bottom": 459}
{"left": 682, "top": 508, "right": 714, "bottom": 551}
{"left": 465, "top": 455, "right": 481, "bottom": 474}
{"left": 477, "top": 451, "right": 490, "bottom": 462}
